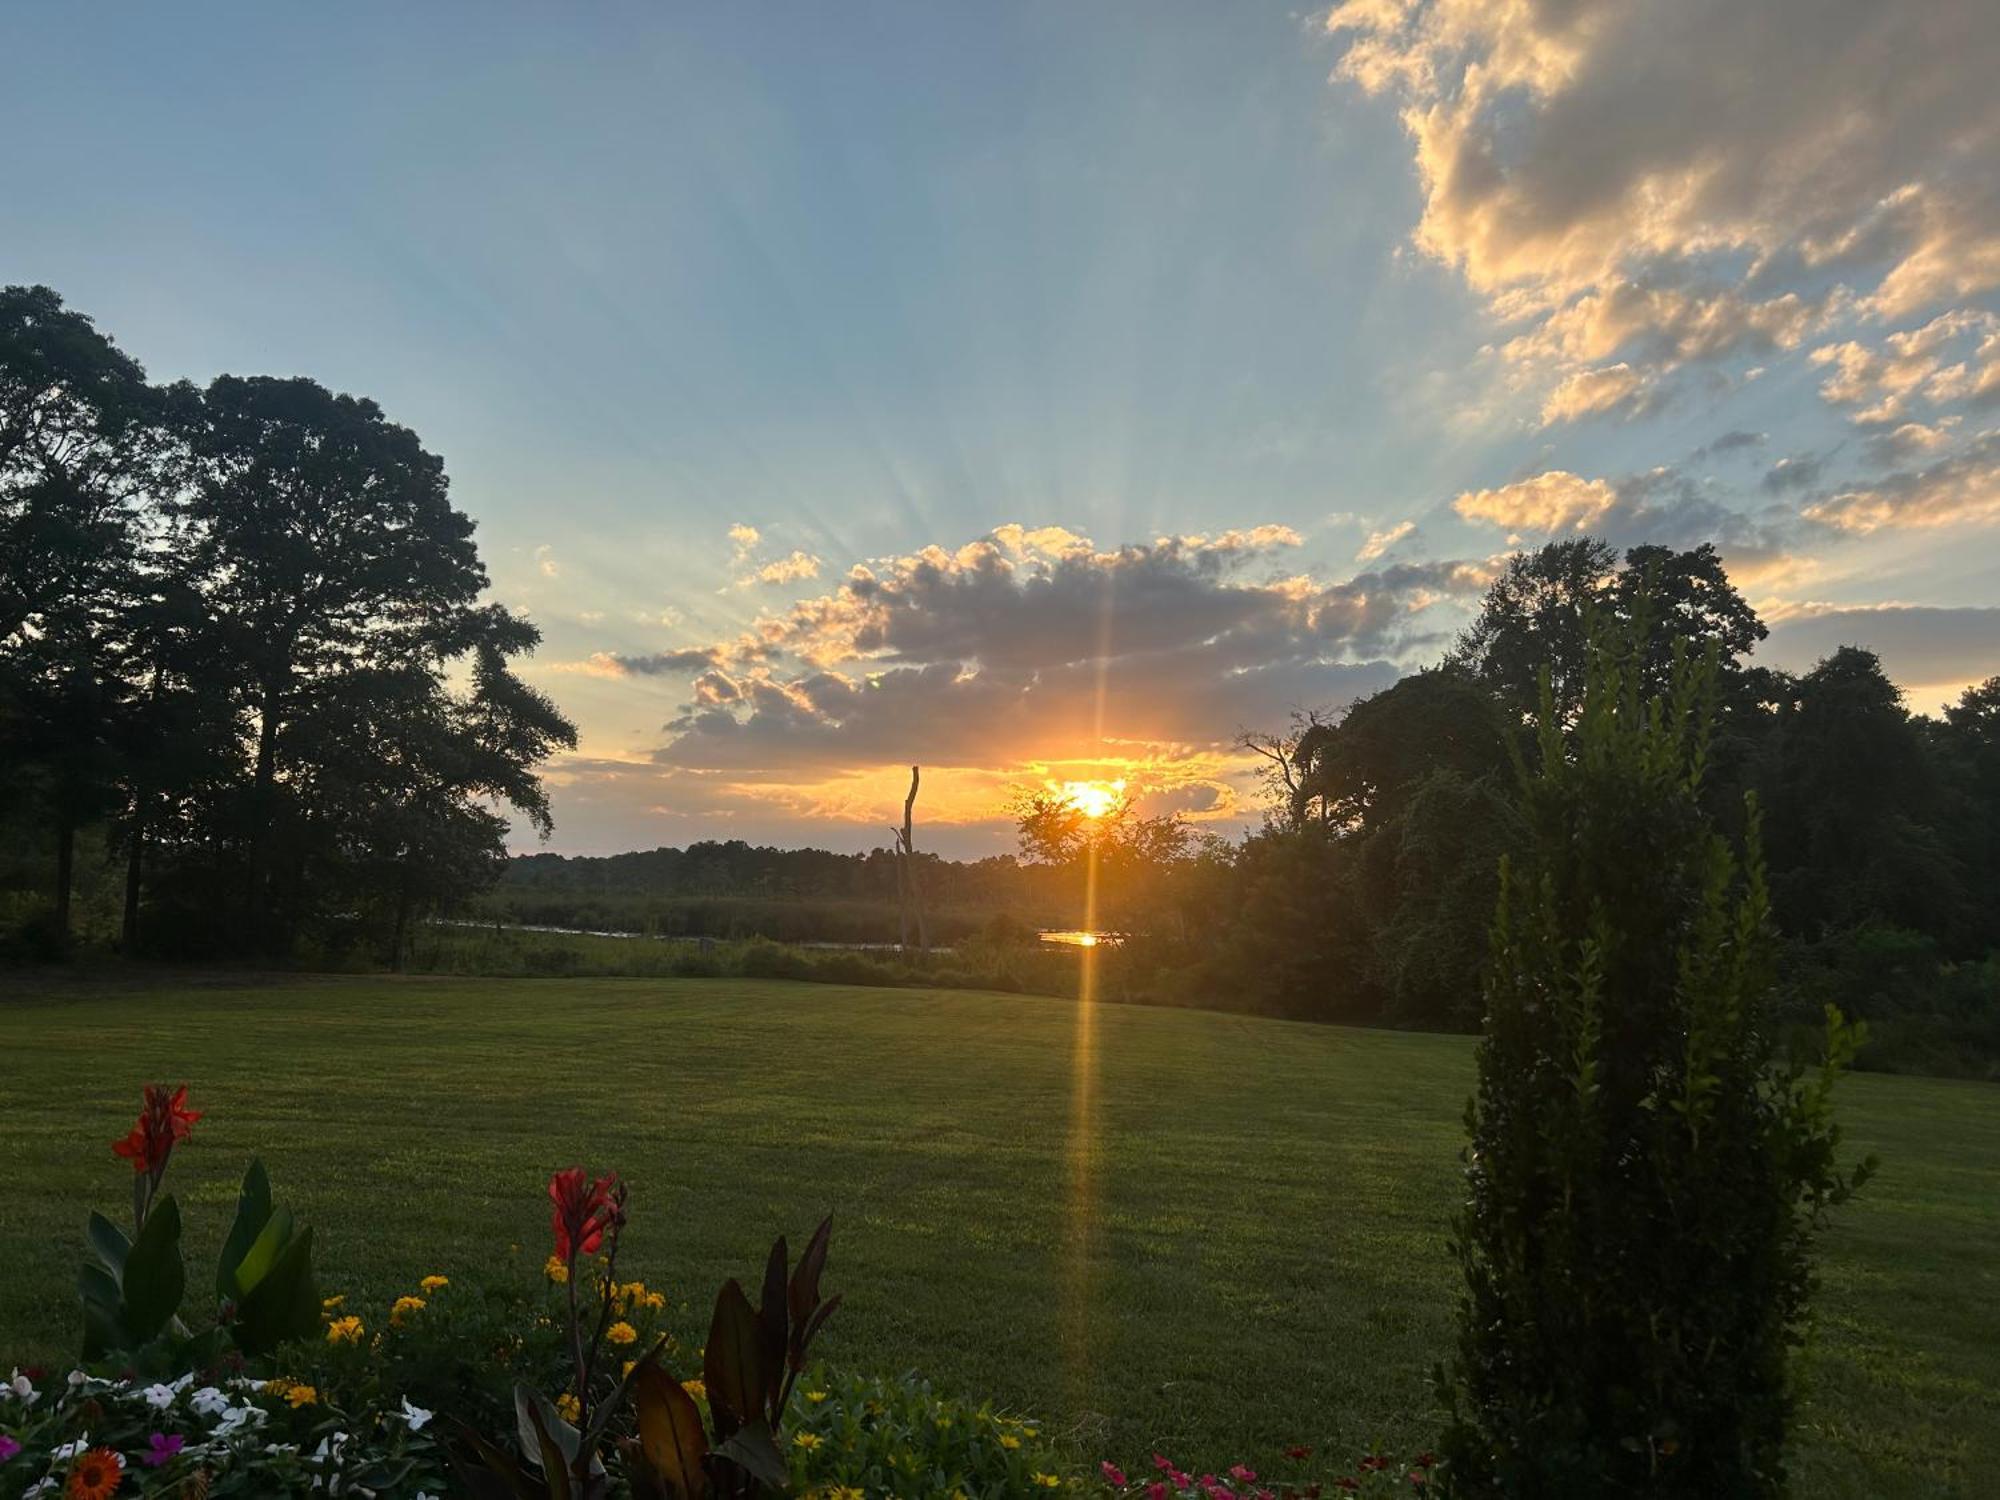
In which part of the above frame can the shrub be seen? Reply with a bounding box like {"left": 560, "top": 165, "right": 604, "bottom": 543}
{"left": 786, "top": 1368, "right": 1064, "bottom": 1498}
{"left": 1437, "top": 620, "right": 1874, "bottom": 1496}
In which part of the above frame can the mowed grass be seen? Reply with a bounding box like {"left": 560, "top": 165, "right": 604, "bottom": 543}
{"left": 2, "top": 976, "right": 1996, "bottom": 1496}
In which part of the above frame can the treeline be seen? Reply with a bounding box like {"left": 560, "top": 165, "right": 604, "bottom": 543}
{"left": 1158, "top": 539, "right": 2000, "bottom": 1074}
{"left": 0, "top": 286, "right": 574, "bottom": 963}
{"left": 489, "top": 841, "right": 1075, "bottom": 943}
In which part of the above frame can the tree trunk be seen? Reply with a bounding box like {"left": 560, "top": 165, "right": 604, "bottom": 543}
{"left": 53, "top": 808, "right": 75, "bottom": 948}
{"left": 122, "top": 801, "right": 146, "bottom": 951}
{"left": 248, "top": 679, "right": 281, "bottom": 948}
{"left": 902, "top": 766, "right": 929, "bottom": 955}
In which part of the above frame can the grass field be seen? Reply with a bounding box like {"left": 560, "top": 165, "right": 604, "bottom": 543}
{"left": 2, "top": 974, "right": 1996, "bottom": 1496}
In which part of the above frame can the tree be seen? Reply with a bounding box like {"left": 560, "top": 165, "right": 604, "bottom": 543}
{"left": 1439, "top": 618, "right": 1872, "bottom": 1496}
{"left": 0, "top": 285, "right": 166, "bottom": 945}
{"left": 1757, "top": 647, "right": 1962, "bottom": 947}
{"left": 1452, "top": 540, "right": 1768, "bottom": 724}
{"left": 1290, "top": 668, "right": 1513, "bottom": 831}
{"left": 1937, "top": 677, "right": 2000, "bottom": 951}
{"left": 176, "top": 374, "right": 495, "bottom": 948}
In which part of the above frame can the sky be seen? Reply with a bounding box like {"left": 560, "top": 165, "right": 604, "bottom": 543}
{"left": 5, "top": 1, "right": 1997, "bottom": 856}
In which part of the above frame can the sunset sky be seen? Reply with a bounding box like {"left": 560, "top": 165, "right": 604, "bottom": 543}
{"left": 7, "top": 2, "right": 1997, "bottom": 855}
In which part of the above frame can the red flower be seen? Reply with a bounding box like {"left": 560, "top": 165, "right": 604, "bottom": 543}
{"left": 1284, "top": 1446, "right": 1313, "bottom": 1461}
{"left": 1102, "top": 1462, "right": 1128, "bottom": 1487}
{"left": 111, "top": 1085, "right": 201, "bottom": 1175}
{"left": 547, "top": 1167, "right": 623, "bottom": 1260}
{"left": 1359, "top": 1456, "right": 1388, "bottom": 1472}
{"left": 1413, "top": 1453, "right": 1435, "bottom": 1469}
{"left": 1333, "top": 1483, "right": 1358, "bottom": 1495}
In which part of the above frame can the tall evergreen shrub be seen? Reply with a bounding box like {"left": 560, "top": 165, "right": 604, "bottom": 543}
{"left": 1439, "top": 616, "right": 1874, "bottom": 1497}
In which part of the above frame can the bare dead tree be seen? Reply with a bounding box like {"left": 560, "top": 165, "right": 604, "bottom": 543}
{"left": 887, "top": 765, "right": 930, "bottom": 955}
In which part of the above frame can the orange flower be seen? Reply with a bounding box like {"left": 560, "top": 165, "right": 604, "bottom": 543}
{"left": 67, "top": 1446, "right": 124, "bottom": 1499}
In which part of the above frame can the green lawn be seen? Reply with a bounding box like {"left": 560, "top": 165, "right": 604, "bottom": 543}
{"left": 2, "top": 974, "right": 1996, "bottom": 1496}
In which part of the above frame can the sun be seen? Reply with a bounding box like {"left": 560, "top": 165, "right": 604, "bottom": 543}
{"left": 1051, "top": 779, "right": 1127, "bottom": 820}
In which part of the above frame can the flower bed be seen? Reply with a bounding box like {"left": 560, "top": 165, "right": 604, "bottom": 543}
{"left": 2, "top": 1086, "right": 1434, "bottom": 1497}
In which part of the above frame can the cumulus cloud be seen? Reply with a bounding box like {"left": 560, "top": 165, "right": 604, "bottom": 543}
{"left": 1355, "top": 519, "right": 1417, "bottom": 562}
{"left": 1811, "top": 310, "right": 1998, "bottom": 425}
{"left": 736, "top": 550, "right": 823, "bottom": 588}
{"left": 1326, "top": 0, "right": 2000, "bottom": 423}
{"left": 1453, "top": 471, "right": 1617, "bottom": 533}
{"left": 727, "top": 523, "right": 761, "bottom": 560}
{"left": 571, "top": 523, "right": 1489, "bottom": 786}
{"left": 1803, "top": 430, "right": 2000, "bottom": 532}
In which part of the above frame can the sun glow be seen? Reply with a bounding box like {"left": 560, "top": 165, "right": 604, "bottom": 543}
{"left": 1050, "top": 778, "right": 1126, "bottom": 819}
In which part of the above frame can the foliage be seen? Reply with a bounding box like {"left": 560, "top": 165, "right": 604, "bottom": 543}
{"left": 78, "top": 1086, "right": 320, "bottom": 1368}
{"left": 782, "top": 1368, "right": 1064, "bottom": 1497}
{"left": 448, "top": 1165, "right": 840, "bottom": 1499}
{"left": 1437, "top": 613, "right": 1875, "bottom": 1496}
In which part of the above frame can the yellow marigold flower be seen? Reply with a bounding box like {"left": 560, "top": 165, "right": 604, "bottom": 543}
{"left": 321, "top": 1294, "right": 345, "bottom": 1311}
{"left": 804, "top": 1389, "right": 827, "bottom": 1403}
{"left": 286, "top": 1383, "right": 318, "bottom": 1408}
{"left": 643, "top": 1291, "right": 666, "bottom": 1310}
{"left": 607, "top": 1320, "right": 638, "bottom": 1346}
{"left": 682, "top": 1379, "right": 706, "bottom": 1400}
{"left": 1032, "top": 1474, "right": 1060, "bottom": 1489}
{"left": 1000, "top": 1434, "right": 1021, "bottom": 1449}
{"left": 1021, "top": 1427, "right": 1039, "bottom": 1437}
{"left": 326, "top": 1315, "right": 364, "bottom": 1345}
{"left": 420, "top": 1275, "right": 450, "bottom": 1293}
{"left": 391, "top": 1295, "right": 426, "bottom": 1325}
{"left": 544, "top": 1253, "right": 569, "bottom": 1284}
{"left": 262, "top": 1377, "right": 294, "bottom": 1397}
{"left": 793, "top": 1431, "right": 822, "bottom": 1450}
{"left": 555, "top": 1392, "right": 581, "bottom": 1423}
{"left": 827, "top": 1489, "right": 864, "bottom": 1500}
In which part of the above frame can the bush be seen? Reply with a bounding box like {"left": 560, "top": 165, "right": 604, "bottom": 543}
{"left": 786, "top": 1368, "right": 1065, "bottom": 1497}
{"left": 1437, "top": 623, "right": 1874, "bottom": 1496}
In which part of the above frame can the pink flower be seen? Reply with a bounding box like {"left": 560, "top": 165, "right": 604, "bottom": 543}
{"left": 0, "top": 1435, "right": 21, "bottom": 1462}
{"left": 1146, "top": 1486, "right": 1168, "bottom": 1500}
{"left": 1230, "top": 1466, "right": 1257, "bottom": 1483}
{"left": 142, "top": 1433, "right": 184, "bottom": 1467}
{"left": 1153, "top": 1455, "right": 1176, "bottom": 1473}
{"left": 1102, "top": 1462, "right": 1129, "bottom": 1487}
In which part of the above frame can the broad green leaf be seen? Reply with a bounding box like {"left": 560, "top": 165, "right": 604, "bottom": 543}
{"left": 702, "top": 1280, "right": 767, "bottom": 1442}
{"left": 230, "top": 1203, "right": 294, "bottom": 1298}
{"left": 121, "top": 1195, "right": 186, "bottom": 1341}
{"left": 87, "top": 1211, "right": 132, "bottom": 1277}
{"left": 233, "top": 1224, "right": 319, "bottom": 1355}
{"left": 217, "top": 1159, "right": 273, "bottom": 1302}
{"left": 714, "top": 1420, "right": 789, "bottom": 1490}
{"left": 632, "top": 1362, "right": 710, "bottom": 1497}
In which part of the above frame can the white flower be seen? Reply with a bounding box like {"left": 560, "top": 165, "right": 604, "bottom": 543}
{"left": 142, "top": 1382, "right": 177, "bottom": 1409}
{"left": 50, "top": 1434, "right": 90, "bottom": 1462}
{"left": 171, "top": 1372, "right": 196, "bottom": 1392}
{"left": 191, "top": 1385, "right": 230, "bottom": 1416}
{"left": 415, "top": 1493, "right": 438, "bottom": 1500}
{"left": 213, "top": 1404, "right": 268, "bottom": 1437}
{"left": 398, "top": 1395, "right": 434, "bottom": 1431}
{"left": 308, "top": 1431, "right": 349, "bottom": 1465}
{"left": 5, "top": 1370, "right": 35, "bottom": 1406}
{"left": 23, "top": 1478, "right": 58, "bottom": 1498}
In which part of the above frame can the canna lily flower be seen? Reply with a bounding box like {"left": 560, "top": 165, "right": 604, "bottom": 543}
{"left": 547, "top": 1168, "right": 623, "bottom": 1261}
{"left": 111, "top": 1085, "right": 201, "bottom": 1176}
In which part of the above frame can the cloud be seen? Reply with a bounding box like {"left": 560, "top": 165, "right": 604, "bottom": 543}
{"left": 1326, "top": 0, "right": 2000, "bottom": 422}
{"left": 727, "top": 523, "right": 761, "bottom": 561}
{"left": 1803, "top": 429, "right": 2000, "bottom": 532}
{"left": 1811, "top": 309, "right": 1998, "bottom": 425}
{"left": 534, "top": 544, "right": 560, "bottom": 578}
{"left": 1355, "top": 519, "right": 1417, "bottom": 562}
{"left": 570, "top": 524, "right": 1489, "bottom": 794}
{"left": 1693, "top": 429, "right": 1766, "bottom": 461}
{"left": 1761, "top": 454, "right": 1826, "bottom": 494}
{"left": 736, "top": 550, "right": 823, "bottom": 588}
{"left": 1454, "top": 471, "right": 1617, "bottom": 533}
{"left": 1766, "top": 603, "right": 2000, "bottom": 692}
{"left": 1538, "top": 362, "right": 1649, "bottom": 424}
